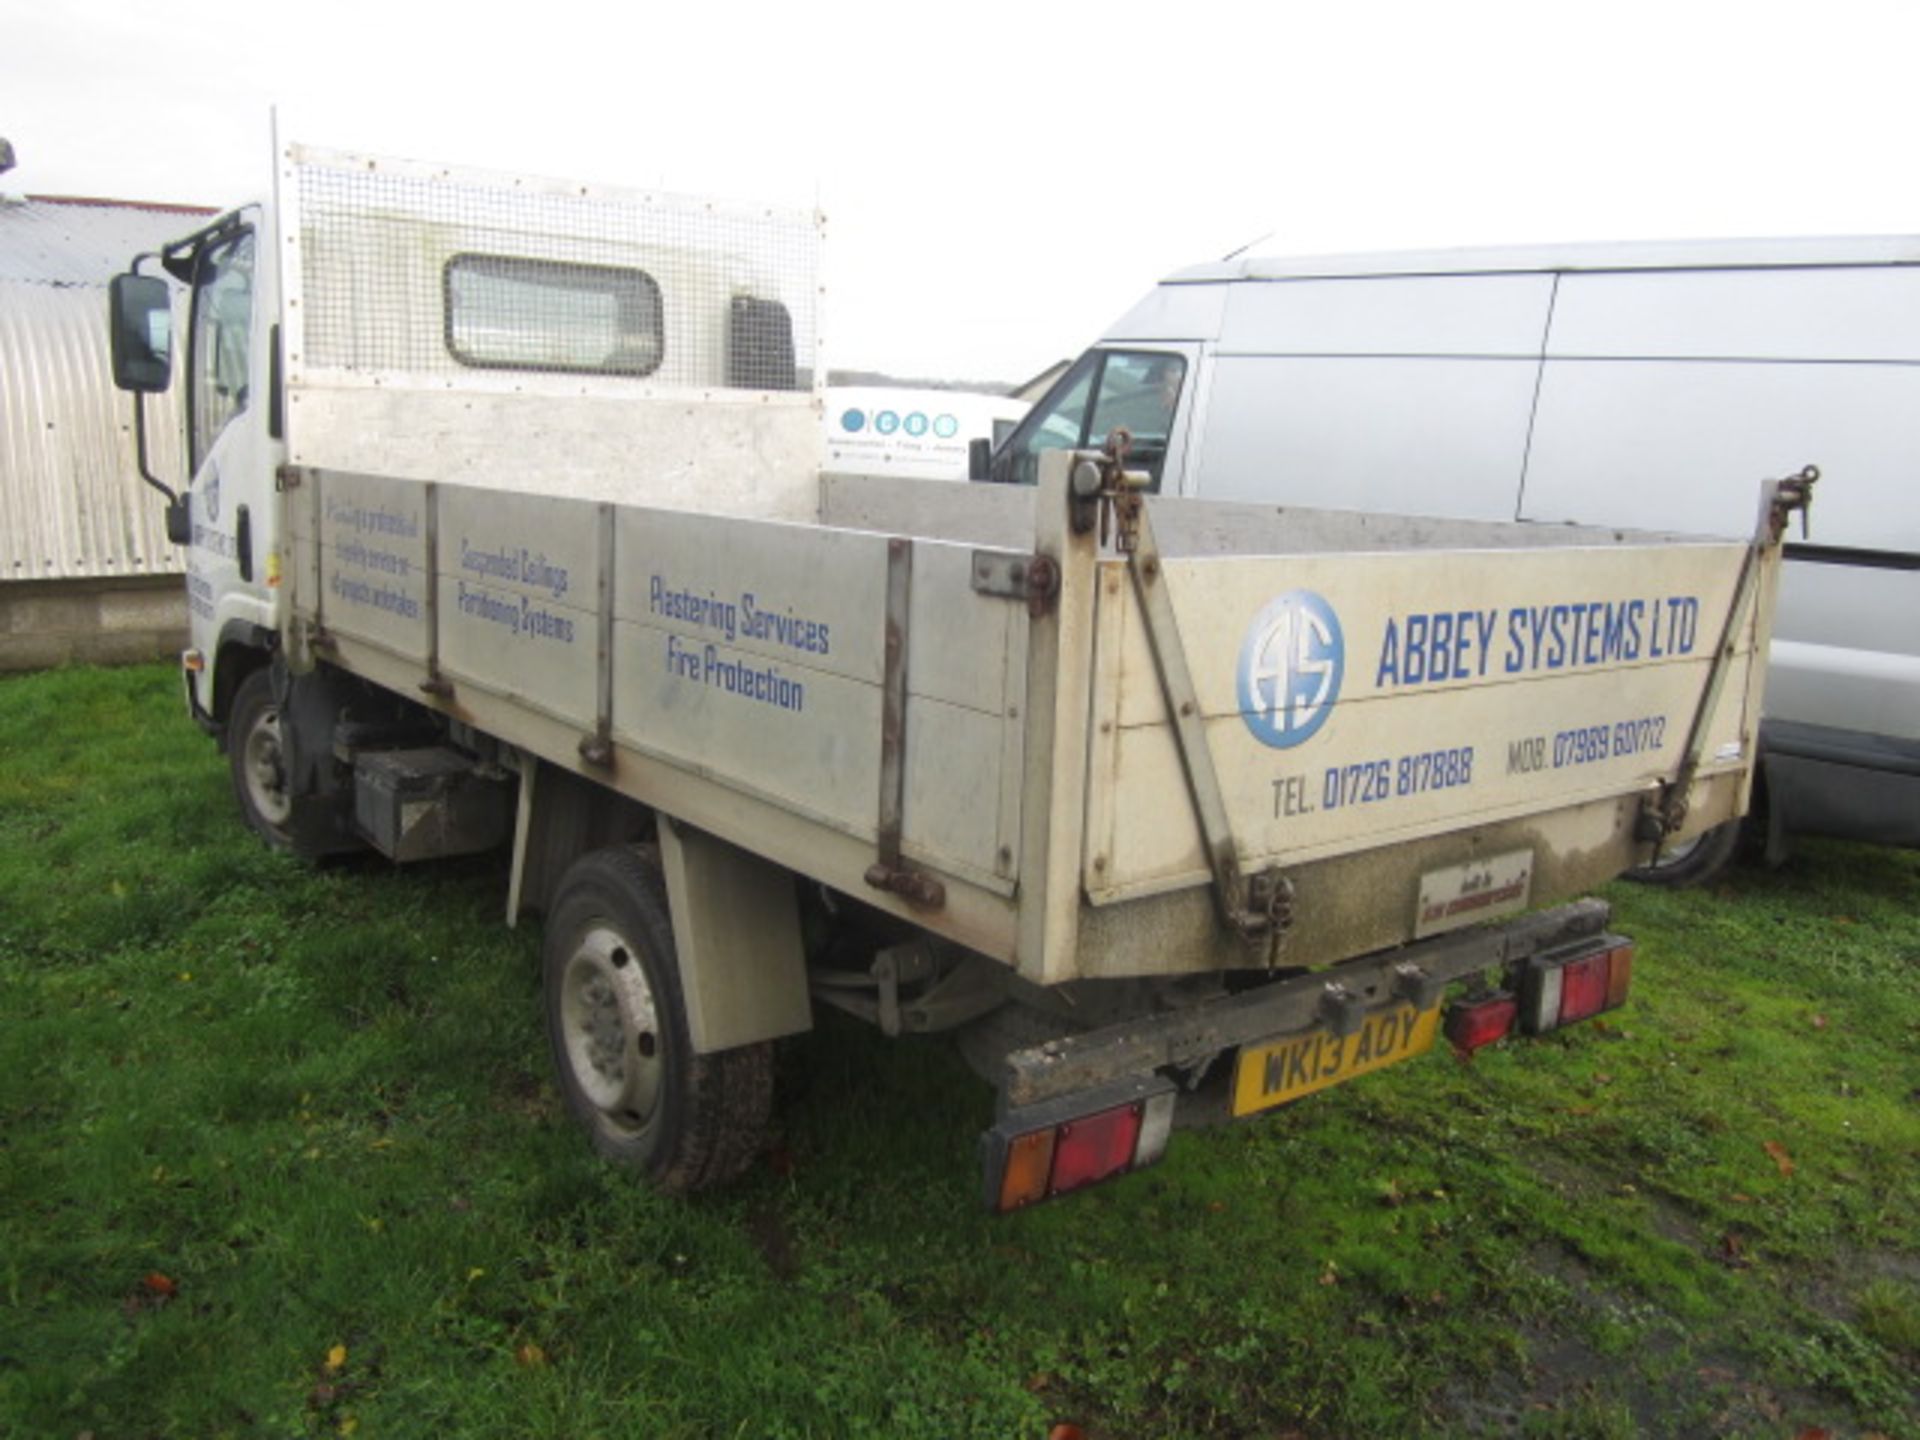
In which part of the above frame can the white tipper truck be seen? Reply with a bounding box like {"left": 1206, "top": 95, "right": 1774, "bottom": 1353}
{"left": 106, "top": 145, "right": 1809, "bottom": 1210}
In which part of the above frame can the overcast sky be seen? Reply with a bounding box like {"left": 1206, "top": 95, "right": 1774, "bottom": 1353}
{"left": 6, "top": 0, "right": 1914, "bottom": 383}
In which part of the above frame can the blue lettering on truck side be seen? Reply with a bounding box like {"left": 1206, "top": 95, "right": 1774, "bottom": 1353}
{"left": 1249, "top": 586, "right": 1698, "bottom": 818}
{"left": 650, "top": 573, "right": 833, "bottom": 716}
{"left": 1376, "top": 596, "right": 1700, "bottom": 689}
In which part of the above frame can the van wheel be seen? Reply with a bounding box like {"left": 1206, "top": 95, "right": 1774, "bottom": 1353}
{"left": 542, "top": 845, "right": 772, "bottom": 1193}
{"left": 228, "top": 669, "right": 295, "bottom": 850}
{"left": 1624, "top": 820, "right": 1742, "bottom": 887}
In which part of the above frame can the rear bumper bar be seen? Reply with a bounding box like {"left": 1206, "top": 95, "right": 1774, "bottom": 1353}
{"left": 997, "top": 898, "right": 1612, "bottom": 1109}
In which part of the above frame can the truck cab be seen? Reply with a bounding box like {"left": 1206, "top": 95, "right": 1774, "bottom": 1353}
{"left": 104, "top": 205, "right": 289, "bottom": 735}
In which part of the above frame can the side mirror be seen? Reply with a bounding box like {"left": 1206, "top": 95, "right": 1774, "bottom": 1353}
{"left": 108, "top": 273, "right": 173, "bottom": 393}
{"left": 968, "top": 437, "right": 992, "bottom": 483}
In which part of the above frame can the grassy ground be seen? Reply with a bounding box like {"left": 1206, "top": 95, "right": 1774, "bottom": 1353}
{"left": 1, "top": 662, "right": 1915, "bottom": 1439}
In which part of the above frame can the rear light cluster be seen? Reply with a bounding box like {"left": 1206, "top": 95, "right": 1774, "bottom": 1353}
{"left": 1520, "top": 936, "right": 1628, "bottom": 1036}
{"left": 1522, "top": 937, "right": 1633, "bottom": 1034}
{"left": 1444, "top": 937, "right": 1634, "bottom": 1055}
{"left": 981, "top": 1080, "right": 1176, "bottom": 1212}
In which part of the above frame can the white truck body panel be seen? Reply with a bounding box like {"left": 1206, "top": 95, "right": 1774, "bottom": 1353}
{"left": 292, "top": 386, "right": 824, "bottom": 521}
{"left": 287, "top": 455, "right": 1773, "bottom": 985}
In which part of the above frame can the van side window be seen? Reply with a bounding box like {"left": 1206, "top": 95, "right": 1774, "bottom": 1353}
{"left": 1009, "top": 354, "right": 1099, "bottom": 486}
{"left": 189, "top": 230, "right": 256, "bottom": 470}
{"left": 444, "top": 255, "right": 664, "bottom": 378}
{"left": 997, "top": 350, "right": 1185, "bottom": 489}
{"left": 1088, "top": 353, "right": 1185, "bottom": 461}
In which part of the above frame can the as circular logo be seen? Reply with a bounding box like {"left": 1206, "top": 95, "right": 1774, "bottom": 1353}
{"left": 1236, "top": 590, "right": 1344, "bottom": 748}
{"left": 933, "top": 413, "right": 958, "bottom": 439}
{"left": 903, "top": 412, "right": 929, "bottom": 437}
{"left": 875, "top": 410, "right": 900, "bottom": 435}
{"left": 202, "top": 465, "right": 221, "bottom": 523}
{"left": 840, "top": 408, "right": 867, "bottom": 433}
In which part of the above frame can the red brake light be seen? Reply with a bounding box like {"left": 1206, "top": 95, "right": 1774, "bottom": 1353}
{"left": 1050, "top": 1103, "right": 1142, "bottom": 1196}
{"left": 1445, "top": 993, "right": 1517, "bottom": 1055}
{"left": 1557, "top": 952, "right": 1613, "bottom": 1025}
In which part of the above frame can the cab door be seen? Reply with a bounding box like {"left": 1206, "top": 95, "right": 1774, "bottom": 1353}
{"left": 180, "top": 220, "right": 282, "bottom": 714}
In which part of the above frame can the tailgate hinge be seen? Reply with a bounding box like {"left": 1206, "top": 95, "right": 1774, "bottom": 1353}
{"left": 970, "top": 550, "right": 1061, "bottom": 618}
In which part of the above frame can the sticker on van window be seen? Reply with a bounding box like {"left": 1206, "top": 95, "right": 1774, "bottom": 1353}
{"left": 1237, "top": 591, "right": 1345, "bottom": 748}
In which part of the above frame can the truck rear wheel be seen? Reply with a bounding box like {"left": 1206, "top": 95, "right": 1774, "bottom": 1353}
{"left": 542, "top": 844, "right": 772, "bottom": 1193}
{"left": 228, "top": 668, "right": 295, "bottom": 850}
{"left": 1624, "top": 819, "right": 1742, "bottom": 887}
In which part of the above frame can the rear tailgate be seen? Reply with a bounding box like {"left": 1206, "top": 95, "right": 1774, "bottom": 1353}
{"left": 1036, "top": 456, "right": 1796, "bottom": 979}
{"left": 1089, "top": 541, "right": 1752, "bottom": 891}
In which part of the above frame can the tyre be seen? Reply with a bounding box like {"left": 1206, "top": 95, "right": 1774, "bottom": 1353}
{"left": 542, "top": 844, "right": 772, "bottom": 1193}
{"left": 1624, "top": 819, "right": 1742, "bottom": 887}
{"left": 228, "top": 668, "right": 296, "bottom": 850}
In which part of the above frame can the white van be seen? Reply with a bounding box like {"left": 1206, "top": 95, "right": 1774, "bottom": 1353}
{"left": 982, "top": 238, "right": 1920, "bottom": 877}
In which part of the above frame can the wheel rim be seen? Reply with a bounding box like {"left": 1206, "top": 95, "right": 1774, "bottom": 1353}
{"left": 243, "top": 706, "right": 292, "bottom": 827}
{"left": 559, "top": 924, "right": 663, "bottom": 1135}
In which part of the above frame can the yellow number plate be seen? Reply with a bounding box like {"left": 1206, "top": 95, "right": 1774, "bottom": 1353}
{"left": 1232, "top": 1004, "right": 1441, "bottom": 1118}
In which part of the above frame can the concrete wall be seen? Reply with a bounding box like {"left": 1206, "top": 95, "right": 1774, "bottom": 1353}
{"left": 0, "top": 575, "right": 186, "bottom": 672}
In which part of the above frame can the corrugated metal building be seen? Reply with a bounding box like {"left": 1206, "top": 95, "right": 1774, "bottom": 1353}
{"left": 1, "top": 193, "right": 213, "bottom": 670}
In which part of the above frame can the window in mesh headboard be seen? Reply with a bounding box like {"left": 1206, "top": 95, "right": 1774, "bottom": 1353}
{"left": 443, "top": 254, "right": 664, "bottom": 377}
{"left": 728, "top": 295, "right": 798, "bottom": 391}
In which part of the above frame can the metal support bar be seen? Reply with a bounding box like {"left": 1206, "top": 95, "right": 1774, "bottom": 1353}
{"left": 865, "top": 537, "right": 945, "bottom": 908}
{"left": 417, "top": 482, "right": 452, "bottom": 699}
{"left": 877, "top": 536, "right": 911, "bottom": 867}
{"left": 579, "top": 502, "right": 617, "bottom": 769}
{"left": 1092, "top": 445, "right": 1287, "bottom": 955}
{"left": 309, "top": 469, "right": 326, "bottom": 635}
{"left": 1641, "top": 466, "right": 1817, "bottom": 847}
{"left": 1014, "top": 454, "right": 1098, "bottom": 982}
{"left": 1128, "top": 502, "right": 1260, "bottom": 933}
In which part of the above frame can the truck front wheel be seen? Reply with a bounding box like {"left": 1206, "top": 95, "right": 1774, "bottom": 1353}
{"left": 228, "top": 669, "right": 295, "bottom": 850}
{"left": 542, "top": 844, "right": 772, "bottom": 1193}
